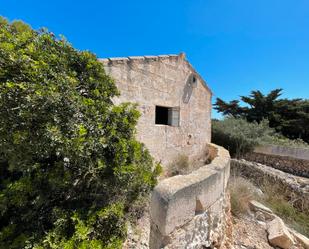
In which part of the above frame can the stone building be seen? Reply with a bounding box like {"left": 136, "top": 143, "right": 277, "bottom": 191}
{"left": 100, "top": 53, "right": 212, "bottom": 166}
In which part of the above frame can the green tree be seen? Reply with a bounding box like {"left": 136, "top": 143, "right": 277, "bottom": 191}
{"left": 211, "top": 118, "right": 275, "bottom": 157}
{"left": 214, "top": 89, "right": 309, "bottom": 143}
{"left": 0, "top": 18, "right": 160, "bottom": 248}
{"left": 211, "top": 117, "right": 308, "bottom": 158}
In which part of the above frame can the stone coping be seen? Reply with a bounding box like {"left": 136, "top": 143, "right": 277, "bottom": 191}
{"left": 255, "top": 145, "right": 309, "bottom": 161}
{"left": 99, "top": 54, "right": 179, "bottom": 63}
{"left": 150, "top": 143, "right": 230, "bottom": 236}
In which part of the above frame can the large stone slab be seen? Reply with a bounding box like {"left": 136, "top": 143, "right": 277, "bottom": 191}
{"left": 267, "top": 217, "right": 294, "bottom": 249}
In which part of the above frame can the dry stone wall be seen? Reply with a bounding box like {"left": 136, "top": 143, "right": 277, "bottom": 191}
{"left": 100, "top": 54, "right": 212, "bottom": 167}
{"left": 244, "top": 152, "right": 309, "bottom": 178}
{"left": 255, "top": 145, "right": 309, "bottom": 161}
{"left": 231, "top": 159, "right": 309, "bottom": 211}
{"left": 149, "top": 144, "right": 230, "bottom": 248}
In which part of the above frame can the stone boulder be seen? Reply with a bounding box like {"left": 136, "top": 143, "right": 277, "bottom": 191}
{"left": 267, "top": 217, "right": 294, "bottom": 249}
{"left": 249, "top": 200, "right": 275, "bottom": 221}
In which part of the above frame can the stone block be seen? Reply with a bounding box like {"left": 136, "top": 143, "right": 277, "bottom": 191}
{"left": 150, "top": 145, "right": 230, "bottom": 248}
{"left": 249, "top": 200, "right": 273, "bottom": 214}
{"left": 267, "top": 217, "right": 294, "bottom": 249}
{"left": 128, "top": 56, "right": 144, "bottom": 60}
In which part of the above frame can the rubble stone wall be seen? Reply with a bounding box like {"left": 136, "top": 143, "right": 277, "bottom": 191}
{"left": 244, "top": 152, "right": 309, "bottom": 178}
{"left": 149, "top": 144, "right": 230, "bottom": 249}
{"left": 231, "top": 159, "right": 309, "bottom": 212}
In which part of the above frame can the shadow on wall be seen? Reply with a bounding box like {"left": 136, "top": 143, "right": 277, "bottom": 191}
{"left": 182, "top": 74, "right": 195, "bottom": 104}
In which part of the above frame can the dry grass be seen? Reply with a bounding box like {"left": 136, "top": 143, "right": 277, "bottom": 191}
{"left": 164, "top": 147, "right": 215, "bottom": 178}
{"left": 229, "top": 174, "right": 309, "bottom": 236}
{"left": 229, "top": 176, "right": 261, "bottom": 216}
{"left": 260, "top": 183, "right": 309, "bottom": 236}
{"left": 164, "top": 154, "right": 190, "bottom": 177}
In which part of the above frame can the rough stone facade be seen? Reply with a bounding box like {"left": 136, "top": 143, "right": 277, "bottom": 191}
{"left": 100, "top": 53, "right": 212, "bottom": 166}
{"left": 149, "top": 144, "right": 230, "bottom": 248}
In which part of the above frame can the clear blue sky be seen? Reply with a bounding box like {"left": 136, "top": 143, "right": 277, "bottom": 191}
{"left": 1, "top": 0, "right": 309, "bottom": 118}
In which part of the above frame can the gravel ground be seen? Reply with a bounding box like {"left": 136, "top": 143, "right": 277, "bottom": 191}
{"left": 222, "top": 215, "right": 305, "bottom": 249}
{"left": 231, "top": 216, "right": 274, "bottom": 249}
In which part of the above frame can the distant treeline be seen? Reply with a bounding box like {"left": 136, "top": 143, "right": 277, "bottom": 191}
{"left": 214, "top": 89, "right": 309, "bottom": 143}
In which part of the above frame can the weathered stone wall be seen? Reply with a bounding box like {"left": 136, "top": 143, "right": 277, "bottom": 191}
{"left": 254, "top": 145, "right": 309, "bottom": 161}
{"left": 149, "top": 144, "right": 230, "bottom": 248}
{"left": 231, "top": 159, "right": 309, "bottom": 212}
{"left": 244, "top": 152, "right": 309, "bottom": 178}
{"left": 100, "top": 54, "right": 212, "bottom": 166}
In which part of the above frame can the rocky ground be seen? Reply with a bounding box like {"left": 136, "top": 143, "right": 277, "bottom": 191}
{"left": 230, "top": 216, "right": 274, "bottom": 249}
{"left": 123, "top": 170, "right": 309, "bottom": 249}
{"left": 123, "top": 206, "right": 150, "bottom": 249}
{"left": 222, "top": 200, "right": 308, "bottom": 249}
{"left": 227, "top": 216, "right": 305, "bottom": 249}
{"left": 124, "top": 202, "right": 308, "bottom": 249}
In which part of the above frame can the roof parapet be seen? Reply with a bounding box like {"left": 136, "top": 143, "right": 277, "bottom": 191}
{"left": 99, "top": 53, "right": 182, "bottom": 64}
{"left": 98, "top": 52, "right": 212, "bottom": 95}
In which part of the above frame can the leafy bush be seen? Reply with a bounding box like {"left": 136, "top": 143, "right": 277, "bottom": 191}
{"left": 262, "top": 134, "right": 309, "bottom": 149}
{"left": 214, "top": 89, "right": 309, "bottom": 143}
{"left": 212, "top": 118, "right": 274, "bottom": 157}
{"left": 0, "top": 18, "right": 160, "bottom": 248}
{"left": 212, "top": 117, "right": 309, "bottom": 157}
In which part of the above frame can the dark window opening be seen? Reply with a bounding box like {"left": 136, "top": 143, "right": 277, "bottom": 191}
{"left": 155, "top": 106, "right": 169, "bottom": 125}
{"left": 155, "top": 106, "right": 180, "bottom": 126}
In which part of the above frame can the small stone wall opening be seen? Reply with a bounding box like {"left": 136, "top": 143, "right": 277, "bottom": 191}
{"left": 155, "top": 106, "right": 180, "bottom": 126}
{"left": 155, "top": 106, "right": 169, "bottom": 125}
{"left": 195, "top": 199, "right": 204, "bottom": 215}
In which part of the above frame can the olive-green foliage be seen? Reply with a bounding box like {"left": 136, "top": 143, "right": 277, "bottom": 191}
{"left": 262, "top": 135, "right": 309, "bottom": 149}
{"left": 212, "top": 118, "right": 274, "bottom": 157}
{"left": 0, "top": 17, "right": 160, "bottom": 248}
{"left": 214, "top": 89, "right": 309, "bottom": 143}
{"left": 212, "top": 117, "right": 309, "bottom": 158}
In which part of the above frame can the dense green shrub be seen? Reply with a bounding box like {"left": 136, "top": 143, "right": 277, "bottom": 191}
{"left": 262, "top": 135, "right": 309, "bottom": 149}
{"left": 0, "top": 18, "right": 160, "bottom": 248}
{"left": 211, "top": 118, "right": 275, "bottom": 157}
{"left": 212, "top": 118, "right": 309, "bottom": 157}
